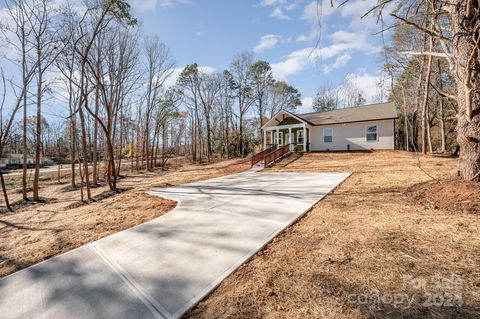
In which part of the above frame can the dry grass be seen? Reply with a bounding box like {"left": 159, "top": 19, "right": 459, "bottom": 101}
{"left": 186, "top": 151, "right": 480, "bottom": 319}
{"left": 0, "top": 157, "right": 250, "bottom": 278}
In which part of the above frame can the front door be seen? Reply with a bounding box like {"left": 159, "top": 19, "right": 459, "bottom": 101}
{"left": 278, "top": 132, "right": 284, "bottom": 146}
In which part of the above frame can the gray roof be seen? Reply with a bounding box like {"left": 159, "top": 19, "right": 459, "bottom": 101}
{"left": 297, "top": 102, "right": 397, "bottom": 126}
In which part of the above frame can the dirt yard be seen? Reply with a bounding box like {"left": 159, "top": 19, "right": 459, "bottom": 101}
{"left": 0, "top": 158, "right": 250, "bottom": 277}
{"left": 186, "top": 151, "right": 480, "bottom": 319}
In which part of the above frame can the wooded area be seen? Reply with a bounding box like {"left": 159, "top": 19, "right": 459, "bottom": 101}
{"left": 311, "top": 0, "right": 480, "bottom": 182}
{"left": 0, "top": 0, "right": 479, "bottom": 211}
{"left": 0, "top": 0, "right": 302, "bottom": 208}
{"left": 373, "top": 0, "right": 479, "bottom": 180}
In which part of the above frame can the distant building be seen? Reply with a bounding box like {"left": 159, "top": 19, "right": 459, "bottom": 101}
{"left": 0, "top": 153, "right": 54, "bottom": 168}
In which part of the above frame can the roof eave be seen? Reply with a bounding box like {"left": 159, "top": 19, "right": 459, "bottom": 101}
{"left": 308, "top": 116, "right": 398, "bottom": 126}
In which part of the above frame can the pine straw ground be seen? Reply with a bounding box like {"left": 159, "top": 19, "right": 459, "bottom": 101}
{"left": 0, "top": 158, "right": 251, "bottom": 278}
{"left": 186, "top": 151, "right": 480, "bottom": 319}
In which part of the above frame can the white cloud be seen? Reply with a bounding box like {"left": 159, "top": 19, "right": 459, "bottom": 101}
{"left": 270, "top": 7, "right": 290, "bottom": 20}
{"left": 298, "top": 97, "right": 314, "bottom": 113}
{"left": 271, "top": 42, "right": 361, "bottom": 80}
{"left": 302, "top": 0, "right": 336, "bottom": 22}
{"left": 271, "top": 59, "right": 302, "bottom": 80}
{"left": 296, "top": 0, "right": 385, "bottom": 46}
{"left": 296, "top": 1, "right": 336, "bottom": 42}
{"left": 338, "top": 71, "right": 389, "bottom": 104}
{"left": 340, "top": 0, "right": 378, "bottom": 18}
{"left": 254, "top": 34, "right": 281, "bottom": 53}
{"left": 296, "top": 34, "right": 310, "bottom": 42}
{"left": 260, "top": 0, "right": 284, "bottom": 6}
{"left": 261, "top": 0, "right": 301, "bottom": 20}
{"left": 323, "top": 53, "right": 351, "bottom": 73}
{"left": 275, "top": 0, "right": 385, "bottom": 80}
{"left": 330, "top": 30, "right": 356, "bottom": 43}
{"left": 131, "top": 0, "right": 157, "bottom": 11}
{"left": 131, "top": 0, "right": 191, "bottom": 11}
{"left": 330, "top": 29, "right": 380, "bottom": 53}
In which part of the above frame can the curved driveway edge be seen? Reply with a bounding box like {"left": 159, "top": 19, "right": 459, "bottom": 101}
{"left": 0, "top": 170, "right": 350, "bottom": 319}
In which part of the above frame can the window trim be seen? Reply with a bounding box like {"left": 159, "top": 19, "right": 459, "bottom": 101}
{"left": 323, "top": 128, "right": 333, "bottom": 143}
{"left": 278, "top": 131, "right": 284, "bottom": 145}
{"left": 296, "top": 130, "right": 304, "bottom": 144}
{"left": 365, "top": 124, "right": 378, "bottom": 142}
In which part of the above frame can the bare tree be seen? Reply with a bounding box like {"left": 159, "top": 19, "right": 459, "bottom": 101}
{"left": 0, "top": 68, "right": 27, "bottom": 210}
{"left": 229, "top": 52, "right": 255, "bottom": 156}
{"left": 312, "top": 84, "right": 340, "bottom": 112}
{"left": 250, "top": 61, "right": 274, "bottom": 147}
{"left": 28, "top": 0, "right": 63, "bottom": 201}
{"left": 197, "top": 72, "right": 221, "bottom": 162}
{"left": 142, "top": 36, "right": 174, "bottom": 170}
{"left": 266, "top": 81, "right": 302, "bottom": 118}
{"left": 363, "top": 0, "right": 480, "bottom": 181}
{"left": 1, "top": 0, "right": 37, "bottom": 201}
{"left": 177, "top": 63, "right": 202, "bottom": 161}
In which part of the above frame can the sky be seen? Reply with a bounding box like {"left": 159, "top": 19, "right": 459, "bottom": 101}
{"left": 0, "top": 0, "right": 390, "bottom": 119}
{"left": 129, "top": 0, "right": 390, "bottom": 113}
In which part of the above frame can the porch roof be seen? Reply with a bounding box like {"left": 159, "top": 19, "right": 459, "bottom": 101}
{"left": 261, "top": 110, "right": 312, "bottom": 129}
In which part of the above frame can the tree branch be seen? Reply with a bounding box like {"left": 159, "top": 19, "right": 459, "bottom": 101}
{"left": 390, "top": 13, "right": 451, "bottom": 43}
{"left": 429, "top": 82, "right": 457, "bottom": 102}
{"left": 397, "top": 50, "right": 452, "bottom": 58}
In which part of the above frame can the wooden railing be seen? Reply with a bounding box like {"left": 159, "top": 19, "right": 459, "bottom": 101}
{"left": 251, "top": 145, "right": 277, "bottom": 167}
{"left": 264, "top": 144, "right": 291, "bottom": 167}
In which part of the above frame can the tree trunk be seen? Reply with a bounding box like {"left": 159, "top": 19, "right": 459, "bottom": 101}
{"left": 1, "top": 173, "right": 12, "bottom": 211}
{"left": 69, "top": 118, "right": 76, "bottom": 186}
{"left": 92, "top": 83, "right": 99, "bottom": 184}
{"left": 426, "top": 111, "right": 433, "bottom": 153}
{"left": 452, "top": 2, "right": 480, "bottom": 181}
{"left": 105, "top": 133, "right": 117, "bottom": 190}
{"left": 205, "top": 114, "right": 211, "bottom": 162}
{"left": 32, "top": 54, "right": 42, "bottom": 201}
{"left": 421, "top": 34, "right": 434, "bottom": 155}
{"left": 21, "top": 36, "right": 28, "bottom": 201}
{"left": 401, "top": 86, "right": 409, "bottom": 151}
{"left": 259, "top": 99, "right": 264, "bottom": 148}
{"left": 239, "top": 113, "right": 244, "bottom": 157}
{"left": 437, "top": 60, "right": 447, "bottom": 152}
{"left": 78, "top": 95, "right": 92, "bottom": 200}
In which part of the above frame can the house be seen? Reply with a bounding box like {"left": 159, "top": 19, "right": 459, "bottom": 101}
{"left": 0, "top": 153, "right": 54, "bottom": 168}
{"left": 261, "top": 102, "right": 397, "bottom": 152}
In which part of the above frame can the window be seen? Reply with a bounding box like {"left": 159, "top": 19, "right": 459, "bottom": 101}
{"left": 277, "top": 132, "right": 283, "bottom": 145}
{"left": 323, "top": 128, "right": 333, "bottom": 143}
{"left": 366, "top": 125, "right": 378, "bottom": 141}
{"left": 297, "top": 130, "right": 304, "bottom": 144}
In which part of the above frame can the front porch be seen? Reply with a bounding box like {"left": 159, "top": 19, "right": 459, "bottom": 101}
{"left": 262, "top": 111, "right": 311, "bottom": 152}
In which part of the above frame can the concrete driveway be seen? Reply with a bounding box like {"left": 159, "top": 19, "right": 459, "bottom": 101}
{"left": 0, "top": 170, "right": 350, "bottom": 319}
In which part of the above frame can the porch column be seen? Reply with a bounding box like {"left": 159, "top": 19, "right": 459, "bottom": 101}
{"left": 276, "top": 128, "right": 280, "bottom": 145}
{"left": 303, "top": 124, "right": 306, "bottom": 152}
{"left": 263, "top": 129, "right": 267, "bottom": 150}
{"left": 308, "top": 127, "right": 312, "bottom": 152}
{"left": 288, "top": 127, "right": 292, "bottom": 150}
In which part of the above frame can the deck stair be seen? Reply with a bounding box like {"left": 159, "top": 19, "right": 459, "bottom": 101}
{"left": 250, "top": 145, "right": 277, "bottom": 168}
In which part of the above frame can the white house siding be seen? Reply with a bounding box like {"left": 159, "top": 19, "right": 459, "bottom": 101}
{"left": 309, "top": 119, "right": 395, "bottom": 151}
